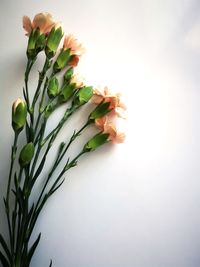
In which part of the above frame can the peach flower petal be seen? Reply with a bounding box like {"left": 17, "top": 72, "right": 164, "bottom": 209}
{"left": 95, "top": 116, "right": 107, "bottom": 130}
{"left": 23, "top": 12, "right": 56, "bottom": 36}
{"left": 68, "top": 55, "right": 79, "bottom": 67}
{"left": 92, "top": 87, "right": 126, "bottom": 118}
{"left": 97, "top": 121, "right": 125, "bottom": 144}
{"left": 63, "top": 34, "right": 85, "bottom": 56}
{"left": 23, "top": 16, "right": 32, "bottom": 35}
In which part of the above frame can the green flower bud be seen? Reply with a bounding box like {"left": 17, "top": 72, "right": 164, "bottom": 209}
{"left": 72, "top": 86, "right": 93, "bottom": 107}
{"left": 19, "top": 142, "right": 35, "bottom": 166}
{"left": 26, "top": 29, "right": 41, "bottom": 59}
{"left": 26, "top": 29, "right": 47, "bottom": 59}
{"left": 47, "top": 77, "right": 59, "bottom": 98}
{"left": 58, "top": 83, "right": 75, "bottom": 104}
{"left": 89, "top": 102, "right": 111, "bottom": 122}
{"left": 64, "top": 67, "right": 74, "bottom": 83}
{"left": 45, "top": 24, "right": 64, "bottom": 59}
{"left": 53, "top": 48, "right": 71, "bottom": 73}
{"left": 35, "top": 33, "right": 46, "bottom": 53}
{"left": 12, "top": 98, "right": 27, "bottom": 132}
{"left": 83, "top": 132, "right": 109, "bottom": 152}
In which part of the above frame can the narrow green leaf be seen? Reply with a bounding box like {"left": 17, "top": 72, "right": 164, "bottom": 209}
{"left": 0, "top": 234, "right": 11, "bottom": 262}
{"left": 0, "top": 250, "right": 9, "bottom": 267}
{"left": 50, "top": 178, "right": 65, "bottom": 196}
{"left": 26, "top": 233, "right": 41, "bottom": 266}
{"left": 32, "top": 155, "right": 46, "bottom": 181}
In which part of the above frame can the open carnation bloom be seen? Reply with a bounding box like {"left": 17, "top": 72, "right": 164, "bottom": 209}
{"left": 95, "top": 116, "right": 125, "bottom": 144}
{"left": 23, "top": 12, "right": 56, "bottom": 36}
{"left": 63, "top": 34, "right": 85, "bottom": 56}
{"left": 104, "top": 122, "right": 125, "bottom": 143}
{"left": 63, "top": 34, "right": 85, "bottom": 67}
{"left": 92, "top": 87, "right": 126, "bottom": 118}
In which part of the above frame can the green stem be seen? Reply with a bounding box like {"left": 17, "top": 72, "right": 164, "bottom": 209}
{"left": 5, "top": 132, "right": 18, "bottom": 257}
{"left": 29, "top": 57, "right": 51, "bottom": 141}
{"left": 12, "top": 167, "right": 23, "bottom": 256}
{"left": 41, "top": 106, "right": 76, "bottom": 146}
{"left": 15, "top": 167, "right": 29, "bottom": 266}
{"left": 6, "top": 132, "right": 18, "bottom": 204}
{"left": 30, "top": 119, "right": 47, "bottom": 180}
{"left": 24, "top": 59, "right": 34, "bottom": 115}
{"left": 34, "top": 121, "right": 90, "bottom": 214}
{"left": 33, "top": 78, "right": 48, "bottom": 138}
{"left": 27, "top": 151, "right": 85, "bottom": 245}
{"left": 31, "top": 57, "right": 51, "bottom": 112}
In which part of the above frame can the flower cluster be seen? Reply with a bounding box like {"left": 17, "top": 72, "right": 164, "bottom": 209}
{"left": 21, "top": 12, "right": 125, "bottom": 147}
{"left": 92, "top": 87, "right": 126, "bottom": 143}
{"left": 0, "top": 12, "right": 126, "bottom": 267}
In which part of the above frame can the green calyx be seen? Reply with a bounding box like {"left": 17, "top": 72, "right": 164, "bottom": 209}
{"left": 64, "top": 67, "right": 74, "bottom": 83}
{"left": 27, "top": 29, "right": 46, "bottom": 59}
{"left": 19, "top": 142, "right": 35, "bottom": 166}
{"left": 12, "top": 99, "right": 27, "bottom": 132}
{"left": 72, "top": 86, "right": 93, "bottom": 107}
{"left": 89, "top": 101, "right": 111, "bottom": 121}
{"left": 47, "top": 77, "right": 59, "bottom": 98}
{"left": 58, "top": 83, "right": 75, "bottom": 104}
{"left": 45, "top": 26, "right": 63, "bottom": 59}
{"left": 53, "top": 48, "right": 71, "bottom": 73}
{"left": 83, "top": 132, "right": 109, "bottom": 152}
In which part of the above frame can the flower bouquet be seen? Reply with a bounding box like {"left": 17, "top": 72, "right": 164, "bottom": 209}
{"left": 0, "top": 12, "right": 125, "bottom": 267}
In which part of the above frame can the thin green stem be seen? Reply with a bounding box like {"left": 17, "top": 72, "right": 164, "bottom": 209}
{"left": 5, "top": 132, "right": 18, "bottom": 257}
{"left": 34, "top": 121, "right": 90, "bottom": 214}
{"left": 24, "top": 59, "right": 34, "bottom": 114}
{"left": 31, "top": 57, "right": 51, "bottom": 112}
{"left": 27, "top": 150, "right": 85, "bottom": 245}
{"left": 41, "top": 106, "right": 76, "bottom": 146}
{"left": 33, "top": 77, "right": 49, "bottom": 139}
{"left": 12, "top": 167, "right": 23, "bottom": 254}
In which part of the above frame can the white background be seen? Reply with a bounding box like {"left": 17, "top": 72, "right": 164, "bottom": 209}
{"left": 1, "top": 0, "right": 200, "bottom": 266}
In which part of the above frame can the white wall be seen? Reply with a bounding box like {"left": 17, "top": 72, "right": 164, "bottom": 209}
{"left": 1, "top": 0, "right": 200, "bottom": 266}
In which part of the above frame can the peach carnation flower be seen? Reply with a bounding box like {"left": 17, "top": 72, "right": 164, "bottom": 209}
{"left": 92, "top": 87, "right": 126, "bottom": 118}
{"left": 63, "top": 34, "right": 85, "bottom": 67}
{"left": 104, "top": 123, "right": 125, "bottom": 143}
{"left": 23, "top": 12, "right": 56, "bottom": 36}
{"left": 95, "top": 117, "right": 125, "bottom": 144}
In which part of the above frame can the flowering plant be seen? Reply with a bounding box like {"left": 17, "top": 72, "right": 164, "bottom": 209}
{"left": 0, "top": 13, "right": 125, "bottom": 267}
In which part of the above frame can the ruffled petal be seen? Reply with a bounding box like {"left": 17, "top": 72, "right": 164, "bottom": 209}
{"left": 33, "top": 12, "right": 55, "bottom": 34}
{"left": 68, "top": 55, "right": 79, "bottom": 67}
{"left": 22, "top": 16, "right": 32, "bottom": 35}
{"left": 115, "top": 132, "right": 126, "bottom": 143}
{"left": 95, "top": 116, "right": 107, "bottom": 130}
{"left": 91, "top": 94, "right": 104, "bottom": 104}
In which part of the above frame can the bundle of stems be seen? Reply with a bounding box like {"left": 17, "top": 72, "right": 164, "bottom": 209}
{"left": 0, "top": 12, "right": 125, "bottom": 267}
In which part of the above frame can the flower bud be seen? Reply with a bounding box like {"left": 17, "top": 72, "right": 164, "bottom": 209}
{"left": 19, "top": 142, "right": 35, "bottom": 166}
{"left": 58, "top": 83, "right": 75, "bottom": 104}
{"left": 88, "top": 102, "right": 111, "bottom": 122}
{"left": 45, "top": 24, "right": 64, "bottom": 59}
{"left": 72, "top": 86, "right": 93, "bottom": 107}
{"left": 26, "top": 29, "right": 40, "bottom": 59}
{"left": 12, "top": 98, "right": 27, "bottom": 132}
{"left": 47, "top": 77, "right": 59, "bottom": 98}
{"left": 53, "top": 48, "right": 71, "bottom": 73}
{"left": 64, "top": 67, "right": 74, "bottom": 83}
{"left": 70, "top": 74, "right": 84, "bottom": 88}
{"left": 83, "top": 132, "right": 109, "bottom": 152}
